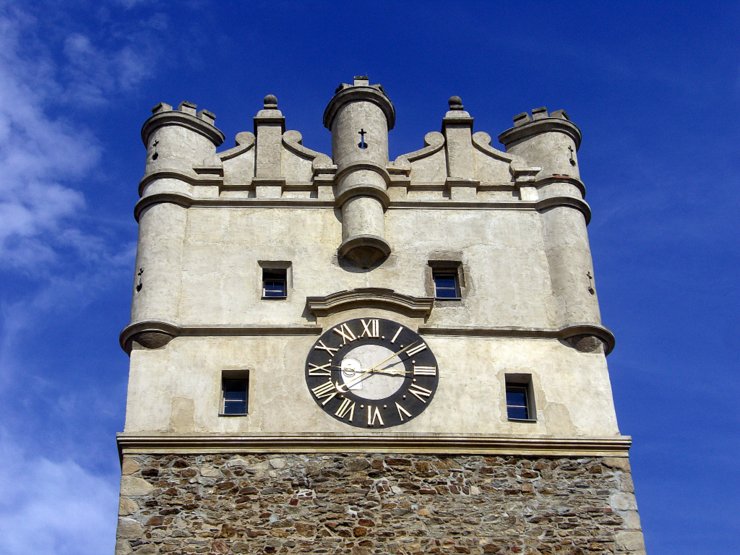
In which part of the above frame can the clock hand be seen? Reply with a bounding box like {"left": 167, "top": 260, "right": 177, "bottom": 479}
{"left": 335, "top": 369, "right": 374, "bottom": 392}
{"left": 372, "top": 368, "right": 411, "bottom": 376}
{"left": 335, "top": 344, "right": 422, "bottom": 393}
{"left": 335, "top": 363, "right": 412, "bottom": 393}
{"left": 366, "top": 341, "right": 422, "bottom": 374}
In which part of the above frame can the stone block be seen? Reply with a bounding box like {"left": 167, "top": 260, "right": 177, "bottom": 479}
{"left": 117, "top": 517, "right": 144, "bottom": 539}
{"left": 120, "top": 476, "right": 154, "bottom": 496}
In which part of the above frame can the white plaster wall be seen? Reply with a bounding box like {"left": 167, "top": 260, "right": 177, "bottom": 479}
{"left": 124, "top": 202, "right": 619, "bottom": 439}
{"left": 175, "top": 206, "right": 558, "bottom": 328}
{"left": 124, "top": 332, "right": 619, "bottom": 437}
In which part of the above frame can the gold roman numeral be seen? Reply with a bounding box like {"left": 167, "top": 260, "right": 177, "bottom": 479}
{"left": 359, "top": 319, "right": 380, "bottom": 338}
{"left": 406, "top": 343, "right": 427, "bottom": 357}
{"left": 334, "top": 398, "right": 356, "bottom": 421}
{"left": 395, "top": 402, "right": 412, "bottom": 421}
{"left": 332, "top": 323, "right": 357, "bottom": 345}
{"left": 408, "top": 383, "right": 433, "bottom": 403}
{"left": 390, "top": 325, "right": 403, "bottom": 344}
{"left": 311, "top": 380, "right": 338, "bottom": 405}
{"left": 367, "top": 405, "right": 384, "bottom": 426}
{"left": 413, "top": 365, "right": 437, "bottom": 376}
{"left": 308, "top": 362, "right": 332, "bottom": 377}
{"left": 314, "top": 340, "right": 338, "bottom": 356}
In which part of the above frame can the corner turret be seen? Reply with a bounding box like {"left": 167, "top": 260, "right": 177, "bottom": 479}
{"left": 500, "top": 107, "right": 604, "bottom": 350}
{"left": 141, "top": 101, "right": 225, "bottom": 175}
{"left": 498, "top": 107, "right": 581, "bottom": 180}
{"left": 129, "top": 101, "right": 224, "bottom": 350}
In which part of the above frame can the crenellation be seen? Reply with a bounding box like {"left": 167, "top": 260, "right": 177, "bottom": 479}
{"left": 151, "top": 101, "right": 172, "bottom": 114}
{"left": 531, "top": 106, "right": 549, "bottom": 120}
{"left": 512, "top": 111, "right": 532, "bottom": 126}
{"left": 177, "top": 100, "right": 197, "bottom": 115}
{"left": 197, "top": 109, "right": 216, "bottom": 125}
{"left": 550, "top": 108, "right": 570, "bottom": 120}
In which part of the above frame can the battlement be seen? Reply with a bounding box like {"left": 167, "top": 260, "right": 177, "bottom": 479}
{"left": 324, "top": 75, "right": 395, "bottom": 130}
{"left": 499, "top": 106, "right": 581, "bottom": 152}
{"left": 150, "top": 101, "right": 218, "bottom": 126}
{"left": 333, "top": 75, "right": 388, "bottom": 97}
{"left": 142, "top": 100, "right": 224, "bottom": 148}
{"left": 512, "top": 107, "right": 570, "bottom": 127}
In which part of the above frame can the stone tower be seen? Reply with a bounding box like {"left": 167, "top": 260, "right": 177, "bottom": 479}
{"left": 116, "top": 77, "right": 645, "bottom": 553}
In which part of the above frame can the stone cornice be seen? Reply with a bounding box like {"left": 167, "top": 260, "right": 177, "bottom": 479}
{"left": 534, "top": 174, "right": 587, "bottom": 197}
{"left": 133, "top": 193, "right": 336, "bottom": 221}
{"left": 419, "top": 323, "right": 615, "bottom": 354}
{"left": 535, "top": 196, "right": 591, "bottom": 224}
{"left": 133, "top": 192, "right": 591, "bottom": 222}
{"left": 120, "top": 320, "right": 614, "bottom": 354}
{"left": 120, "top": 320, "right": 322, "bottom": 354}
{"left": 117, "top": 433, "right": 632, "bottom": 458}
{"left": 305, "top": 288, "right": 434, "bottom": 319}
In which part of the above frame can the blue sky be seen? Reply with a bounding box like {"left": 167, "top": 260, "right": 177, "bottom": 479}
{"left": 0, "top": 1, "right": 737, "bottom": 553}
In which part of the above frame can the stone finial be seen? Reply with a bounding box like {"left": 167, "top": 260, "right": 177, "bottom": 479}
{"left": 353, "top": 75, "right": 370, "bottom": 86}
{"left": 448, "top": 96, "right": 464, "bottom": 111}
{"left": 263, "top": 94, "right": 278, "bottom": 109}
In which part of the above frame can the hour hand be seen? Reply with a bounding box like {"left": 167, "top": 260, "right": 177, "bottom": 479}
{"left": 336, "top": 370, "right": 370, "bottom": 393}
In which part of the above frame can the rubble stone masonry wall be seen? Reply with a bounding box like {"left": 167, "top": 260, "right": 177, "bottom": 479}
{"left": 116, "top": 453, "right": 644, "bottom": 554}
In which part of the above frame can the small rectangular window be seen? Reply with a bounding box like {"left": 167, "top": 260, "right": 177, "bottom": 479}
{"left": 221, "top": 371, "right": 249, "bottom": 416}
{"left": 505, "top": 374, "right": 535, "bottom": 421}
{"left": 259, "top": 261, "right": 291, "bottom": 299}
{"left": 433, "top": 271, "right": 460, "bottom": 299}
{"left": 428, "top": 261, "right": 463, "bottom": 300}
{"left": 262, "top": 269, "right": 287, "bottom": 298}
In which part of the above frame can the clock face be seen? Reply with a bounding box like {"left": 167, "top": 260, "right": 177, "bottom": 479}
{"left": 305, "top": 318, "right": 439, "bottom": 429}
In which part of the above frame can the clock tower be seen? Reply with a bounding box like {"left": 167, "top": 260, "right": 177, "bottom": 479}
{"left": 116, "top": 77, "right": 645, "bottom": 553}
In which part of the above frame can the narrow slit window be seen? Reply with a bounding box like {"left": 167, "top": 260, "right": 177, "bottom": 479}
{"left": 221, "top": 372, "right": 249, "bottom": 416}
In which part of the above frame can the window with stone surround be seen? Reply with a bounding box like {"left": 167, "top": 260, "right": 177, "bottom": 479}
{"left": 259, "top": 261, "right": 291, "bottom": 299}
{"left": 505, "top": 374, "right": 536, "bottom": 421}
{"left": 220, "top": 370, "right": 249, "bottom": 416}
{"left": 428, "top": 260, "right": 463, "bottom": 300}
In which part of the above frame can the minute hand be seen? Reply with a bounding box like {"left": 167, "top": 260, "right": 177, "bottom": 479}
{"left": 367, "top": 341, "right": 423, "bottom": 373}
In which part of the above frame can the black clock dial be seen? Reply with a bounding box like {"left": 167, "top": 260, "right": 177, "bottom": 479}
{"left": 305, "top": 318, "right": 439, "bottom": 429}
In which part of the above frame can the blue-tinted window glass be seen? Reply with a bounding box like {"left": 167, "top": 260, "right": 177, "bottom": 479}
{"left": 263, "top": 269, "right": 287, "bottom": 298}
{"left": 433, "top": 272, "right": 459, "bottom": 298}
{"left": 506, "top": 384, "right": 530, "bottom": 420}
{"left": 222, "top": 378, "right": 248, "bottom": 414}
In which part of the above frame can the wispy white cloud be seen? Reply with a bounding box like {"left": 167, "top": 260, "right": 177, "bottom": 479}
{"left": 0, "top": 3, "right": 163, "bottom": 271}
{"left": 0, "top": 5, "right": 160, "bottom": 548}
{"left": 0, "top": 11, "right": 96, "bottom": 269}
{"left": 0, "top": 430, "right": 118, "bottom": 555}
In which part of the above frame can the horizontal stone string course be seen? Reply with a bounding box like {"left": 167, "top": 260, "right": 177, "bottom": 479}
{"left": 116, "top": 453, "right": 643, "bottom": 554}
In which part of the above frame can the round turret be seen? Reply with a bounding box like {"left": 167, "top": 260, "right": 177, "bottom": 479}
{"left": 324, "top": 76, "right": 395, "bottom": 267}
{"left": 498, "top": 107, "right": 581, "bottom": 180}
{"left": 141, "top": 101, "right": 225, "bottom": 175}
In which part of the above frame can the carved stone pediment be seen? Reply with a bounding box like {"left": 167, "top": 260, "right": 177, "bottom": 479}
{"left": 305, "top": 288, "right": 434, "bottom": 319}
